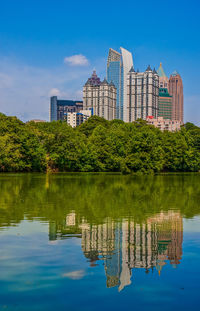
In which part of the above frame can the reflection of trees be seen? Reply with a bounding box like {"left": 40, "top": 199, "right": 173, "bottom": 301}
{"left": 0, "top": 173, "right": 200, "bottom": 231}
{"left": 0, "top": 173, "right": 197, "bottom": 291}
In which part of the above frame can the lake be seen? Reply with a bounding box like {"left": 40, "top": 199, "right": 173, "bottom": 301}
{"left": 0, "top": 173, "right": 200, "bottom": 311}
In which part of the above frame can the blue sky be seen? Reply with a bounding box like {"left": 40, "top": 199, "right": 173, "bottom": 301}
{"left": 0, "top": 0, "right": 199, "bottom": 124}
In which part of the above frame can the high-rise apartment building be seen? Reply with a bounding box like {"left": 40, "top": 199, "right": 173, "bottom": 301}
{"left": 83, "top": 71, "right": 117, "bottom": 121}
{"left": 158, "top": 88, "right": 173, "bottom": 120}
{"left": 169, "top": 71, "right": 184, "bottom": 123}
{"left": 107, "top": 47, "right": 133, "bottom": 121}
{"left": 50, "top": 96, "right": 83, "bottom": 121}
{"left": 127, "top": 66, "right": 159, "bottom": 122}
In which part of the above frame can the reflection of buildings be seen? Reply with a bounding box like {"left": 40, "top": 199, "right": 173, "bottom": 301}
{"left": 49, "top": 211, "right": 183, "bottom": 291}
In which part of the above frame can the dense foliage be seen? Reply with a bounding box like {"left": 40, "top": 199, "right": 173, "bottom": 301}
{"left": 0, "top": 113, "right": 200, "bottom": 173}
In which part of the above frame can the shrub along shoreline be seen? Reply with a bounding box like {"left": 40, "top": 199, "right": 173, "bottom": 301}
{"left": 0, "top": 113, "right": 199, "bottom": 174}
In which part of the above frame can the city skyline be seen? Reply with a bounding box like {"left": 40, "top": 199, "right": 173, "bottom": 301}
{"left": 0, "top": 0, "right": 199, "bottom": 125}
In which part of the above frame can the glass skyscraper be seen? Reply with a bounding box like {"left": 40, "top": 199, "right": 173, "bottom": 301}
{"left": 107, "top": 47, "right": 133, "bottom": 121}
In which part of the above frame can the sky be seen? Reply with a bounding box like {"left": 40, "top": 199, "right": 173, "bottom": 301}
{"left": 0, "top": 0, "right": 199, "bottom": 125}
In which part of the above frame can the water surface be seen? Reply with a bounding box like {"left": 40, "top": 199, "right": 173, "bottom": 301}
{"left": 0, "top": 173, "right": 200, "bottom": 311}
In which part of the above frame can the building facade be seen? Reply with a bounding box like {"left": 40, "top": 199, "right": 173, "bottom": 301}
{"left": 64, "top": 109, "right": 92, "bottom": 128}
{"left": 83, "top": 71, "right": 117, "bottom": 121}
{"left": 107, "top": 47, "right": 133, "bottom": 121}
{"left": 147, "top": 116, "right": 181, "bottom": 131}
{"left": 169, "top": 71, "right": 184, "bottom": 123}
{"left": 158, "top": 88, "right": 173, "bottom": 120}
{"left": 127, "top": 66, "right": 159, "bottom": 122}
{"left": 50, "top": 96, "right": 83, "bottom": 121}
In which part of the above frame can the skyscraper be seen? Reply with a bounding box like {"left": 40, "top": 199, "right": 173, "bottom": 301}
{"left": 127, "top": 66, "right": 159, "bottom": 122}
{"left": 107, "top": 47, "right": 133, "bottom": 121}
{"left": 83, "top": 71, "right": 117, "bottom": 121}
{"left": 169, "top": 71, "right": 184, "bottom": 123}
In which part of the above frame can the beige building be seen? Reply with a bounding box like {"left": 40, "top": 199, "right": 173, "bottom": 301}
{"left": 83, "top": 71, "right": 117, "bottom": 121}
{"left": 64, "top": 109, "right": 92, "bottom": 128}
{"left": 127, "top": 65, "right": 159, "bottom": 122}
{"left": 147, "top": 116, "right": 181, "bottom": 131}
{"left": 28, "top": 119, "right": 46, "bottom": 123}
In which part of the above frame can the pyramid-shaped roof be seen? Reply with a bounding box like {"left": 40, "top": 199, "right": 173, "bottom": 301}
{"left": 101, "top": 78, "right": 109, "bottom": 85}
{"left": 85, "top": 70, "right": 101, "bottom": 86}
{"left": 157, "top": 63, "right": 167, "bottom": 77}
{"left": 129, "top": 66, "right": 135, "bottom": 73}
{"left": 145, "top": 65, "right": 152, "bottom": 72}
{"left": 109, "top": 80, "right": 115, "bottom": 87}
{"left": 153, "top": 68, "right": 158, "bottom": 74}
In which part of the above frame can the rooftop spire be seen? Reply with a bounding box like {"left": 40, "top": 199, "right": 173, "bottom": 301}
{"left": 146, "top": 65, "right": 152, "bottom": 72}
{"left": 157, "top": 63, "right": 167, "bottom": 77}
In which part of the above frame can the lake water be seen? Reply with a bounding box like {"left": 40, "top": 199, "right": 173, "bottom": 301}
{"left": 0, "top": 173, "right": 200, "bottom": 311}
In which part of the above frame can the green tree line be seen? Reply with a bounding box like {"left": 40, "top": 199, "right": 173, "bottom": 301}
{"left": 0, "top": 113, "right": 200, "bottom": 173}
{"left": 0, "top": 174, "right": 200, "bottom": 230}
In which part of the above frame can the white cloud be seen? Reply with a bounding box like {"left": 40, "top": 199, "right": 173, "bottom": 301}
{"left": 49, "top": 88, "right": 61, "bottom": 97}
{"left": 0, "top": 58, "right": 93, "bottom": 122}
{"left": 62, "top": 270, "right": 85, "bottom": 280}
{"left": 64, "top": 54, "right": 89, "bottom": 66}
{"left": 0, "top": 56, "right": 105, "bottom": 122}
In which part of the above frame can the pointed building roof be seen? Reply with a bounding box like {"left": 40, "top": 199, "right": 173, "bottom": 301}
{"left": 157, "top": 63, "right": 167, "bottom": 77}
{"left": 101, "top": 78, "right": 109, "bottom": 85}
{"left": 85, "top": 70, "right": 101, "bottom": 86}
{"left": 109, "top": 80, "right": 115, "bottom": 87}
{"left": 84, "top": 78, "right": 90, "bottom": 86}
{"left": 153, "top": 68, "right": 158, "bottom": 74}
{"left": 129, "top": 66, "right": 135, "bottom": 73}
{"left": 146, "top": 65, "right": 152, "bottom": 72}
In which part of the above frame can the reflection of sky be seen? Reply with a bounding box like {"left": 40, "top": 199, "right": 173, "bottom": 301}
{"left": 0, "top": 219, "right": 48, "bottom": 236}
{"left": 0, "top": 217, "right": 200, "bottom": 311}
{"left": 183, "top": 217, "right": 200, "bottom": 232}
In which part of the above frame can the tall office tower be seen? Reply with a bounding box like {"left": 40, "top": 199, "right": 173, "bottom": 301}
{"left": 157, "top": 63, "right": 169, "bottom": 89}
{"left": 169, "top": 71, "right": 184, "bottom": 123}
{"left": 127, "top": 66, "right": 159, "bottom": 122}
{"left": 50, "top": 96, "right": 83, "bottom": 121}
{"left": 158, "top": 88, "right": 173, "bottom": 120}
{"left": 83, "top": 71, "right": 117, "bottom": 121}
{"left": 107, "top": 47, "right": 133, "bottom": 121}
